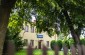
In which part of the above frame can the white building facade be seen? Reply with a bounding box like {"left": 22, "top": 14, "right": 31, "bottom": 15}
{"left": 20, "top": 23, "right": 57, "bottom": 49}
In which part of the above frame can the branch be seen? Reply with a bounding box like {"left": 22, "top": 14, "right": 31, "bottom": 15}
{"left": 62, "top": 10, "right": 80, "bottom": 44}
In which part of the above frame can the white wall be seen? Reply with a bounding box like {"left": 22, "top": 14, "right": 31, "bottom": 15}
{"left": 20, "top": 23, "right": 57, "bottom": 49}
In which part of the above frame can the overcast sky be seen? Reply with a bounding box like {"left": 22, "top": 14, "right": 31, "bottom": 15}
{"left": 31, "top": 15, "right": 36, "bottom": 22}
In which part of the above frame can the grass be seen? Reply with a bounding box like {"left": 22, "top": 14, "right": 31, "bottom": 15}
{"left": 16, "top": 50, "right": 27, "bottom": 55}
{"left": 33, "top": 49, "right": 42, "bottom": 55}
{"left": 16, "top": 49, "right": 70, "bottom": 55}
{"left": 33, "top": 49, "right": 55, "bottom": 55}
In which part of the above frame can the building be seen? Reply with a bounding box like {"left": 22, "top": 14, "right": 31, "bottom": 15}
{"left": 20, "top": 22, "right": 57, "bottom": 49}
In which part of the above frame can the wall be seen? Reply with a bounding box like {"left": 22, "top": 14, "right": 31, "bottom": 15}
{"left": 20, "top": 23, "right": 57, "bottom": 49}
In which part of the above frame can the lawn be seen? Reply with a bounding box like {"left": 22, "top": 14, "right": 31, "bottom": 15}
{"left": 16, "top": 50, "right": 27, "bottom": 55}
{"left": 16, "top": 49, "right": 70, "bottom": 55}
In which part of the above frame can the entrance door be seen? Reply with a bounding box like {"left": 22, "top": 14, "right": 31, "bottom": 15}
{"left": 38, "top": 40, "right": 43, "bottom": 49}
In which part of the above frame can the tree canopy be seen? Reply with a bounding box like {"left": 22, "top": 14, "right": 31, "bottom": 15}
{"left": 13, "top": 0, "right": 85, "bottom": 43}
{"left": 0, "top": 0, "right": 85, "bottom": 54}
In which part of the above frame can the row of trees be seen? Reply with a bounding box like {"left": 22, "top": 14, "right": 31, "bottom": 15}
{"left": 0, "top": 0, "right": 85, "bottom": 55}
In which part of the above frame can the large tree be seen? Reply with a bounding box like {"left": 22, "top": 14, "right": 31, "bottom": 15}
{"left": 0, "top": 0, "right": 16, "bottom": 55}
{"left": 9, "top": 0, "right": 85, "bottom": 43}
{"left": 24, "top": 0, "right": 85, "bottom": 44}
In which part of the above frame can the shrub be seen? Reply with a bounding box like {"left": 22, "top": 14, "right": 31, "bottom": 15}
{"left": 80, "top": 38, "right": 85, "bottom": 45}
{"left": 56, "top": 40, "right": 62, "bottom": 50}
{"left": 50, "top": 40, "right": 57, "bottom": 50}
{"left": 62, "top": 39, "right": 74, "bottom": 49}
{"left": 69, "top": 39, "right": 75, "bottom": 46}
{"left": 50, "top": 40, "right": 62, "bottom": 50}
{"left": 63, "top": 39, "right": 70, "bottom": 48}
{"left": 51, "top": 38, "right": 84, "bottom": 50}
{"left": 14, "top": 37, "right": 24, "bottom": 51}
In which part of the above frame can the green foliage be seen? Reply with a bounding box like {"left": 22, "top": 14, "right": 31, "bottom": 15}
{"left": 50, "top": 40, "right": 57, "bottom": 50}
{"left": 4, "top": 10, "right": 25, "bottom": 51}
{"left": 62, "top": 39, "right": 75, "bottom": 49}
{"left": 50, "top": 40, "right": 62, "bottom": 50}
{"left": 51, "top": 38, "right": 85, "bottom": 49}
{"left": 56, "top": 40, "right": 62, "bottom": 50}
{"left": 61, "top": 38, "right": 85, "bottom": 48}
{"left": 14, "top": 36, "right": 24, "bottom": 51}
{"left": 69, "top": 39, "right": 75, "bottom": 46}
{"left": 6, "top": 0, "right": 85, "bottom": 45}
{"left": 51, "top": 39, "right": 75, "bottom": 49}
{"left": 80, "top": 38, "right": 85, "bottom": 45}
{"left": 6, "top": 29, "right": 24, "bottom": 51}
{"left": 26, "top": 0, "right": 85, "bottom": 36}
{"left": 14, "top": 0, "right": 85, "bottom": 38}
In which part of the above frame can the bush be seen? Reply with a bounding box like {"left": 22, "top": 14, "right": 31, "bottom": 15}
{"left": 63, "top": 40, "right": 69, "bottom": 47}
{"left": 80, "top": 38, "right": 85, "bottom": 45}
{"left": 69, "top": 39, "right": 75, "bottom": 46}
{"left": 51, "top": 38, "right": 85, "bottom": 50}
{"left": 51, "top": 39, "right": 75, "bottom": 50}
{"left": 56, "top": 40, "right": 62, "bottom": 50}
{"left": 62, "top": 39, "right": 74, "bottom": 49}
{"left": 50, "top": 40, "right": 62, "bottom": 50}
{"left": 50, "top": 40, "right": 57, "bottom": 50}
{"left": 14, "top": 36, "right": 24, "bottom": 51}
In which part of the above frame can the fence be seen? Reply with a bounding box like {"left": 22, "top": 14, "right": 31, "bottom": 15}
{"left": 27, "top": 44, "right": 85, "bottom": 55}
{"left": 2, "top": 41, "right": 85, "bottom": 55}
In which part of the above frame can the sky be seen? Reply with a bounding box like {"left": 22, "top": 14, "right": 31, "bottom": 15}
{"left": 31, "top": 15, "right": 36, "bottom": 22}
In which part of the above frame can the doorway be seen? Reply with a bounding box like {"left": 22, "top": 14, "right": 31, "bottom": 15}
{"left": 38, "top": 40, "right": 43, "bottom": 49}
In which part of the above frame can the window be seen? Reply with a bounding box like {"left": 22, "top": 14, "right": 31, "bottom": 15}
{"left": 30, "top": 40, "right": 34, "bottom": 46}
{"left": 24, "top": 39, "right": 28, "bottom": 46}
{"left": 47, "top": 41, "right": 49, "bottom": 47}
{"left": 31, "top": 26, "right": 34, "bottom": 33}
{"left": 25, "top": 25, "right": 29, "bottom": 32}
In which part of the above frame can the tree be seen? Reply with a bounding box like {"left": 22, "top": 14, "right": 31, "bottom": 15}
{"left": 0, "top": 0, "right": 32, "bottom": 54}
{"left": 4, "top": 11, "right": 24, "bottom": 51}
{"left": 26, "top": 0, "right": 85, "bottom": 44}
{"left": 12, "top": 0, "right": 85, "bottom": 44}
{"left": 0, "top": 0, "right": 16, "bottom": 55}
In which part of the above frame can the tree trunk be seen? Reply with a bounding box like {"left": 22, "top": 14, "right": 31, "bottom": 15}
{"left": 0, "top": 6, "right": 11, "bottom": 55}
{"left": 63, "top": 10, "right": 80, "bottom": 44}
{"left": 0, "top": 0, "right": 16, "bottom": 55}
{"left": 77, "top": 23, "right": 83, "bottom": 38}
